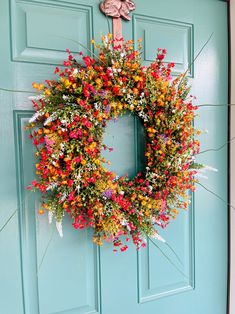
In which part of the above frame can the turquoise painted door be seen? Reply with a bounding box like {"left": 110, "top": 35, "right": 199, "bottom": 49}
{"left": 0, "top": 0, "right": 228, "bottom": 313}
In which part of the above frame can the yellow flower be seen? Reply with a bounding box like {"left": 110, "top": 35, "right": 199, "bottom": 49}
{"left": 44, "top": 89, "right": 51, "bottom": 96}
{"left": 145, "top": 210, "right": 150, "bottom": 217}
{"left": 95, "top": 159, "right": 101, "bottom": 165}
{"left": 93, "top": 236, "right": 103, "bottom": 246}
{"left": 133, "top": 76, "right": 140, "bottom": 82}
{"left": 96, "top": 78, "right": 102, "bottom": 85}
{"left": 147, "top": 127, "right": 157, "bottom": 133}
{"left": 32, "top": 82, "right": 44, "bottom": 91}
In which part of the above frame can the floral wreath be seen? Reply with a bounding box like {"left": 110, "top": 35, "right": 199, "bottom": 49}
{"left": 26, "top": 34, "right": 202, "bottom": 251}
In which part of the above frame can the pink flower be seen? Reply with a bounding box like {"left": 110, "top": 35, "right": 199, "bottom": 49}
{"left": 69, "top": 131, "right": 78, "bottom": 139}
{"left": 54, "top": 67, "right": 60, "bottom": 74}
{"left": 83, "top": 56, "right": 94, "bottom": 67}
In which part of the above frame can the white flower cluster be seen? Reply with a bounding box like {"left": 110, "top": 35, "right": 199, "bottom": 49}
{"left": 29, "top": 110, "right": 44, "bottom": 123}
{"left": 152, "top": 231, "right": 166, "bottom": 243}
{"left": 48, "top": 212, "right": 63, "bottom": 237}
{"left": 60, "top": 192, "right": 68, "bottom": 203}
{"left": 28, "top": 95, "right": 45, "bottom": 101}
{"left": 46, "top": 182, "right": 58, "bottom": 191}
{"left": 190, "top": 164, "right": 218, "bottom": 180}
{"left": 48, "top": 211, "right": 53, "bottom": 224}
{"left": 44, "top": 113, "right": 57, "bottom": 126}
{"left": 121, "top": 219, "right": 131, "bottom": 231}
{"left": 56, "top": 221, "right": 63, "bottom": 237}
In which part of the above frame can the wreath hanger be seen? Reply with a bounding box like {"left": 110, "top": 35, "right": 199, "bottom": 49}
{"left": 99, "top": 0, "right": 136, "bottom": 42}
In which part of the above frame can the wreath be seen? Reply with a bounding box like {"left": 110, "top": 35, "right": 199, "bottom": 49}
{"left": 26, "top": 35, "right": 202, "bottom": 251}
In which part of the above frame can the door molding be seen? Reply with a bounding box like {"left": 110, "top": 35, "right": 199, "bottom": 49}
{"left": 229, "top": 1, "right": 234, "bottom": 313}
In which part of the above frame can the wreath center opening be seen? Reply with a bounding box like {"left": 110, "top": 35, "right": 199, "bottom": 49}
{"left": 102, "top": 112, "right": 146, "bottom": 179}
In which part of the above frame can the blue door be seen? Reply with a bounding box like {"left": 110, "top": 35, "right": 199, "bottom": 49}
{"left": 0, "top": 0, "right": 228, "bottom": 313}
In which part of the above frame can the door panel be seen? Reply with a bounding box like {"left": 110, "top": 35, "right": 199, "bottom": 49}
{"left": 0, "top": 0, "right": 228, "bottom": 313}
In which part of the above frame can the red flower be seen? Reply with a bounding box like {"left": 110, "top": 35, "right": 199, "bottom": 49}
{"left": 68, "top": 179, "right": 73, "bottom": 186}
{"left": 54, "top": 67, "right": 60, "bottom": 74}
{"left": 112, "top": 86, "right": 120, "bottom": 95}
{"left": 69, "top": 131, "right": 78, "bottom": 139}
{"left": 83, "top": 56, "right": 94, "bottom": 67}
{"left": 31, "top": 180, "right": 37, "bottom": 186}
{"left": 83, "top": 89, "right": 90, "bottom": 98}
{"left": 63, "top": 60, "right": 71, "bottom": 66}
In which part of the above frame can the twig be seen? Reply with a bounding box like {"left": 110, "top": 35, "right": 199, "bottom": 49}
{"left": 197, "top": 103, "right": 235, "bottom": 108}
{"left": 37, "top": 227, "right": 55, "bottom": 274}
{"left": 164, "top": 241, "right": 183, "bottom": 266}
{"left": 0, "top": 209, "right": 18, "bottom": 233}
{"left": 178, "top": 33, "right": 213, "bottom": 85}
{"left": 0, "top": 87, "right": 36, "bottom": 94}
{"left": 148, "top": 237, "right": 190, "bottom": 281}
{"left": 55, "top": 35, "right": 105, "bottom": 65}
{"left": 196, "top": 182, "right": 235, "bottom": 210}
{"left": 198, "top": 136, "right": 235, "bottom": 155}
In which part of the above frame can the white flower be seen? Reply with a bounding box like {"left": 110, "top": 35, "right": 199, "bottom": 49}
{"left": 46, "top": 182, "right": 58, "bottom": 191}
{"left": 44, "top": 114, "right": 56, "bottom": 126}
{"left": 56, "top": 221, "right": 63, "bottom": 237}
{"left": 60, "top": 192, "right": 67, "bottom": 203}
{"left": 195, "top": 173, "right": 208, "bottom": 179}
{"left": 103, "top": 35, "right": 108, "bottom": 44}
{"left": 48, "top": 211, "right": 53, "bottom": 224}
{"left": 152, "top": 232, "right": 166, "bottom": 243}
{"left": 203, "top": 165, "right": 218, "bottom": 172}
{"left": 76, "top": 172, "right": 82, "bottom": 180}
{"left": 62, "top": 95, "right": 69, "bottom": 101}
{"left": 148, "top": 185, "right": 153, "bottom": 192}
{"left": 72, "top": 68, "right": 78, "bottom": 76}
{"left": 60, "top": 119, "right": 68, "bottom": 125}
{"left": 28, "top": 95, "right": 44, "bottom": 101}
{"left": 29, "top": 111, "right": 43, "bottom": 123}
{"left": 121, "top": 219, "right": 131, "bottom": 231}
